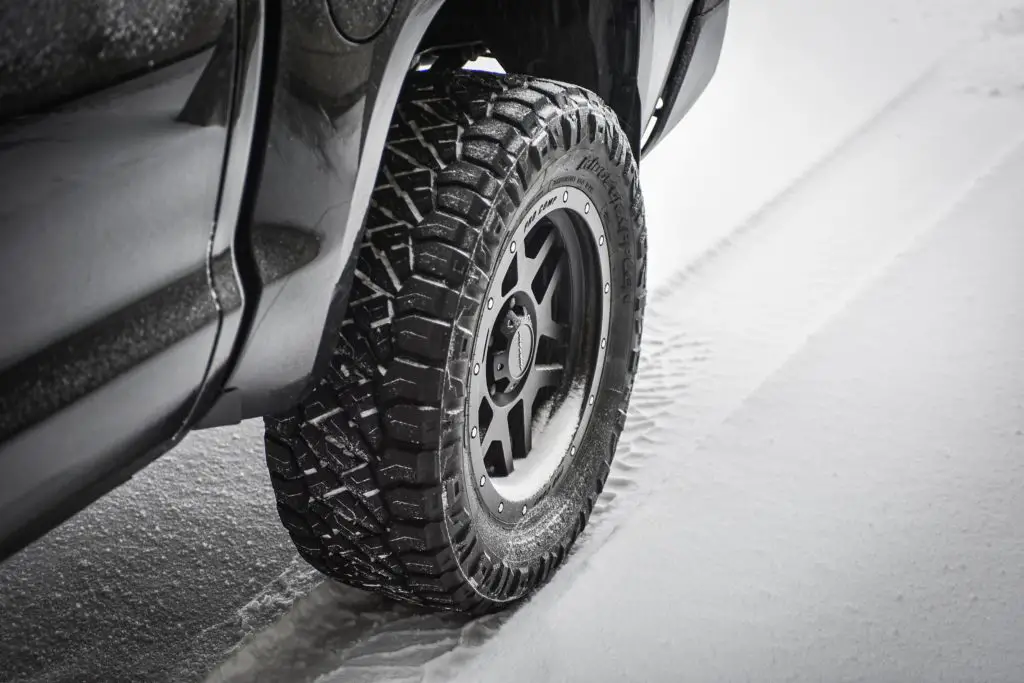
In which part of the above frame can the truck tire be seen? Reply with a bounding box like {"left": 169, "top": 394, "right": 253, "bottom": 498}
{"left": 264, "top": 70, "right": 646, "bottom": 612}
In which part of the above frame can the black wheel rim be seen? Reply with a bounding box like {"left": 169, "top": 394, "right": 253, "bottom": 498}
{"left": 466, "top": 186, "right": 612, "bottom": 519}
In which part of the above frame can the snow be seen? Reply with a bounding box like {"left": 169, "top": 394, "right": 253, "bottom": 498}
{"left": 4, "top": 1, "right": 1024, "bottom": 681}
{"left": 491, "top": 385, "right": 585, "bottom": 502}
{"left": 0, "top": 422, "right": 306, "bottom": 682}
{"left": 641, "top": 0, "right": 1024, "bottom": 290}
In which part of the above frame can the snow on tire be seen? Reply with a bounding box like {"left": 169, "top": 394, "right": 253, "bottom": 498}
{"left": 264, "top": 70, "right": 646, "bottom": 612}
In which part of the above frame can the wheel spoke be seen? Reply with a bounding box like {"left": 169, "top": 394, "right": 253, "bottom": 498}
{"left": 519, "top": 396, "right": 533, "bottom": 456}
{"left": 534, "top": 258, "right": 567, "bottom": 341}
{"left": 531, "top": 363, "right": 563, "bottom": 389}
{"left": 507, "top": 251, "right": 526, "bottom": 294}
{"left": 535, "top": 247, "right": 565, "bottom": 303}
{"left": 482, "top": 399, "right": 515, "bottom": 475}
{"left": 516, "top": 225, "right": 559, "bottom": 303}
{"left": 515, "top": 250, "right": 532, "bottom": 294}
{"left": 528, "top": 226, "right": 558, "bottom": 272}
{"left": 518, "top": 362, "right": 564, "bottom": 457}
{"left": 499, "top": 425, "right": 515, "bottom": 474}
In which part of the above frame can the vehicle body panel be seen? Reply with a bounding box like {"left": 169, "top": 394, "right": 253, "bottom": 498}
{"left": 210, "top": 0, "right": 447, "bottom": 422}
{"left": 0, "top": 54, "right": 226, "bottom": 370}
{"left": 638, "top": 0, "right": 696, "bottom": 125}
{"left": 0, "top": 0, "right": 258, "bottom": 557}
{"left": 641, "top": 0, "right": 729, "bottom": 154}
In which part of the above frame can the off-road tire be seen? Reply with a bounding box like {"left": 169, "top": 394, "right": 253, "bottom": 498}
{"left": 265, "top": 70, "right": 646, "bottom": 613}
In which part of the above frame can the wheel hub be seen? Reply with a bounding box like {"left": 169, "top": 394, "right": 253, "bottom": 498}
{"left": 508, "top": 323, "right": 534, "bottom": 381}
{"left": 490, "top": 304, "right": 536, "bottom": 390}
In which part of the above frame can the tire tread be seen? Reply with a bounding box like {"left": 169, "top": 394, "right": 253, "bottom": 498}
{"left": 265, "top": 69, "right": 646, "bottom": 611}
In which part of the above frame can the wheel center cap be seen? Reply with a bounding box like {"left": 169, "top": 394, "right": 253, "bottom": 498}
{"left": 508, "top": 322, "right": 535, "bottom": 381}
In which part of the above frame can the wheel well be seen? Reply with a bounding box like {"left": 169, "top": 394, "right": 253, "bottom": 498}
{"left": 412, "top": 0, "right": 643, "bottom": 152}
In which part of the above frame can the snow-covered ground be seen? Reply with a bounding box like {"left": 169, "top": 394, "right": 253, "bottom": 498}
{"left": 4, "top": 0, "right": 1024, "bottom": 681}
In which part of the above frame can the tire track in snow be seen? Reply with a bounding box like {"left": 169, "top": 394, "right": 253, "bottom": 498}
{"left": 206, "top": 28, "right": 1024, "bottom": 683}
{"left": 578, "top": 31, "right": 1024, "bottom": 562}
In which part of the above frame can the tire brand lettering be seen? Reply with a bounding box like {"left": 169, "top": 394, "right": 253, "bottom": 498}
{"left": 577, "top": 155, "right": 634, "bottom": 301}
{"left": 524, "top": 194, "right": 559, "bottom": 227}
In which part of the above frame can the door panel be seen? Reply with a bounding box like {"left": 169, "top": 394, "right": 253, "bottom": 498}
{"left": 0, "top": 53, "right": 229, "bottom": 369}
{"left": 0, "top": 0, "right": 239, "bottom": 555}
